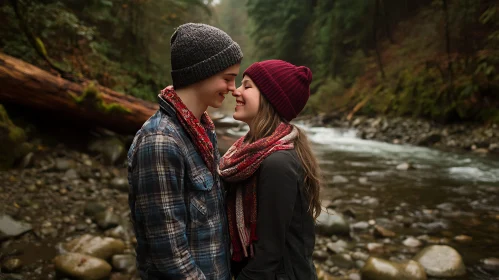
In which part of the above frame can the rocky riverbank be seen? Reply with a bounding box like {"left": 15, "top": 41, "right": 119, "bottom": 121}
{"left": 1, "top": 143, "right": 498, "bottom": 279}
{"left": 299, "top": 113, "right": 499, "bottom": 156}
{"left": 1, "top": 106, "right": 499, "bottom": 279}
{"left": 313, "top": 209, "right": 499, "bottom": 279}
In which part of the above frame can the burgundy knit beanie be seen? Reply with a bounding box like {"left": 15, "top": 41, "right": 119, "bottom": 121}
{"left": 243, "top": 60, "right": 312, "bottom": 122}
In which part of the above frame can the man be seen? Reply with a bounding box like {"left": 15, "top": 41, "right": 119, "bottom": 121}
{"left": 128, "top": 23, "right": 242, "bottom": 280}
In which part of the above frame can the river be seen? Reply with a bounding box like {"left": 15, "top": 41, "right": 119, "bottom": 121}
{"left": 301, "top": 125, "right": 499, "bottom": 279}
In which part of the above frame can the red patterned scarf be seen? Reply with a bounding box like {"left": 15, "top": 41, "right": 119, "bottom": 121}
{"left": 160, "top": 86, "right": 215, "bottom": 174}
{"left": 218, "top": 123, "right": 298, "bottom": 261}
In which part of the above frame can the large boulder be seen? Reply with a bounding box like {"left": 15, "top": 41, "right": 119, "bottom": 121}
{"left": 62, "top": 234, "right": 125, "bottom": 260}
{"left": 0, "top": 214, "right": 32, "bottom": 241}
{"left": 361, "top": 257, "right": 427, "bottom": 280}
{"left": 54, "top": 253, "right": 112, "bottom": 280}
{"left": 413, "top": 245, "right": 466, "bottom": 277}
{"left": 88, "top": 136, "right": 125, "bottom": 165}
{"left": 315, "top": 210, "right": 350, "bottom": 236}
{"left": 0, "top": 104, "right": 32, "bottom": 169}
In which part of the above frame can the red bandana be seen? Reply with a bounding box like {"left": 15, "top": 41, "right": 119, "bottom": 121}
{"left": 160, "top": 86, "right": 215, "bottom": 174}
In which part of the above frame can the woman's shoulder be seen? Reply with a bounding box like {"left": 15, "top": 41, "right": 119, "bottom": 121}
{"left": 261, "top": 149, "right": 300, "bottom": 171}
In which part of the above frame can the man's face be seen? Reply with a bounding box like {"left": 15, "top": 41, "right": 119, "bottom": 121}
{"left": 195, "top": 63, "right": 240, "bottom": 109}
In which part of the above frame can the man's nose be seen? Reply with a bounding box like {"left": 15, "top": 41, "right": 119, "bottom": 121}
{"left": 227, "top": 80, "right": 236, "bottom": 92}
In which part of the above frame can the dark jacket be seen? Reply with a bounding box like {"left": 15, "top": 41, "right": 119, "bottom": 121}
{"left": 236, "top": 149, "right": 317, "bottom": 280}
{"left": 127, "top": 96, "right": 231, "bottom": 280}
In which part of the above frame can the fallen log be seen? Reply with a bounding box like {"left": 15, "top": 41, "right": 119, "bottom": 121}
{"left": 0, "top": 52, "right": 159, "bottom": 134}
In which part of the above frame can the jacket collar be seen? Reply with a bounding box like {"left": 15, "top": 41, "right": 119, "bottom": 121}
{"left": 158, "top": 94, "right": 176, "bottom": 117}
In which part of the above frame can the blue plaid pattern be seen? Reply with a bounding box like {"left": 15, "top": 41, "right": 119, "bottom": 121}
{"left": 128, "top": 97, "right": 231, "bottom": 280}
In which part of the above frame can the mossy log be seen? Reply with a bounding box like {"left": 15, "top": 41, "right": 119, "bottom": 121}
{"left": 0, "top": 52, "right": 159, "bottom": 134}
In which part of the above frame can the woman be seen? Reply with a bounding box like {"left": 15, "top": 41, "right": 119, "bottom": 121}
{"left": 218, "top": 60, "right": 321, "bottom": 280}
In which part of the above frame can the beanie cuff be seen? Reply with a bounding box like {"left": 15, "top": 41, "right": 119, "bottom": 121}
{"left": 172, "top": 42, "right": 243, "bottom": 88}
{"left": 244, "top": 63, "right": 297, "bottom": 121}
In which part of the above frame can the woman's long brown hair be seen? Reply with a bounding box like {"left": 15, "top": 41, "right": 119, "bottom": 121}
{"left": 246, "top": 94, "right": 322, "bottom": 219}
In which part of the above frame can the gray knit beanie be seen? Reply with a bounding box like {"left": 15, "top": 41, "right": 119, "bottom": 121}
{"left": 170, "top": 23, "right": 243, "bottom": 89}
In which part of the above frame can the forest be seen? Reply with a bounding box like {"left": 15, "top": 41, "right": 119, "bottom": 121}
{"left": 1, "top": 0, "right": 498, "bottom": 123}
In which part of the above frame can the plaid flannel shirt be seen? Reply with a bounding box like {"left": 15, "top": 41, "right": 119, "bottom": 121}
{"left": 128, "top": 96, "right": 231, "bottom": 280}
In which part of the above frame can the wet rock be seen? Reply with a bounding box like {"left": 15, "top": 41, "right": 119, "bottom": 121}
{"left": 316, "top": 266, "right": 338, "bottom": 280}
{"left": 55, "top": 158, "right": 74, "bottom": 171}
{"left": 348, "top": 272, "right": 361, "bottom": 280}
{"left": 436, "top": 202, "right": 456, "bottom": 212}
{"left": 361, "top": 257, "right": 427, "bottom": 280}
{"left": 312, "top": 250, "right": 328, "bottom": 261}
{"left": 396, "top": 162, "right": 414, "bottom": 171}
{"left": 363, "top": 197, "right": 380, "bottom": 207}
{"left": 88, "top": 137, "right": 125, "bottom": 165}
{"left": 19, "top": 152, "right": 35, "bottom": 169}
{"left": 0, "top": 273, "right": 24, "bottom": 280}
{"left": 64, "top": 169, "right": 79, "bottom": 180}
{"left": 403, "top": 237, "right": 422, "bottom": 247}
{"left": 342, "top": 208, "right": 356, "bottom": 219}
{"left": 332, "top": 175, "right": 349, "bottom": 184}
{"left": 329, "top": 253, "right": 354, "bottom": 269}
{"left": 352, "top": 221, "right": 370, "bottom": 231}
{"left": 94, "top": 210, "right": 120, "bottom": 230}
{"left": 481, "top": 257, "right": 499, "bottom": 272}
{"left": 63, "top": 234, "right": 125, "bottom": 260}
{"left": 373, "top": 225, "right": 396, "bottom": 238}
{"left": 419, "top": 221, "right": 449, "bottom": 233}
{"left": 413, "top": 245, "right": 466, "bottom": 277}
{"left": 418, "top": 133, "right": 441, "bottom": 146}
{"left": 326, "top": 240, "right": 349, "bottom": 254}
{"left": 26, "top": 184, "right": 37, "bottom": 192}
{"left": 358, "top": 177, "right": 369, "bottom": 185}
{"left": 110, "top": 177, "right": 128, "bottom": 192}
{"left": 452, "top": 186, "right": 474, "bottom": 195}
{"left": 355, "top": 260, "right": 366, "bottom": 269}
{"left": 104, "top": 225, "right": 127, "bottom": 240}
{"left": 111, "top": 254, "right": 136, "bottom": 273}
{"left": 109, "top": 273, "right": 130, "bottom": 280}
{"left": 84, "top": 202, "right": 107, "bottom": 217}
{"left": 0, "top": 214, "right": 32, "bottom": 241}
{"left": 54, "top": 253, "right": 112, "bottom": 280}
{"left": 367, "top": 243, "right": 384, "bottom": 254}
{"left": 76, "top": 223, "right": 88, "bottom": 231}
{"left": 351, "top": 251, "right": 369, "bottom": 261}
{"left": 2, "top": 258, "right": 22, "bottom": 272}
{"left": 454, "top": 235, "right": 472, "bottom": 243}
{"left": 315, "top": 210, "right": 350, "bottom": 236}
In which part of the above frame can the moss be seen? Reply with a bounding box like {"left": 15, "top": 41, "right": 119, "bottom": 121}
{"left": 71, "top": 83, "right": 131, "bottom": 115}
{"left": 35, "top": 37, "right": 48, "bottom": 58}
{"left": 0, "top": 104, "right": 31, "bottom": 169}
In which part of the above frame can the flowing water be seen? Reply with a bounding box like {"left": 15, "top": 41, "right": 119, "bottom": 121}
{"left": 301, "top": 125, "right": 499, "bottom": 279}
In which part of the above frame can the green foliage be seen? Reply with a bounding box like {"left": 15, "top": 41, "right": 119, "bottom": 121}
{"left": 358, "top": 51, "right": 499, "bottom": 123}
{"left": 0, "top": 0, "right": 211, "bottom": 101}
{"left": 304, "top": 78, "right": 346, "bottom": 115}
{"left": 246, "top": 0, "right": 313, "bottom": 65}
{"left": 248, "top": 0, "right": 499, "bottom": 124}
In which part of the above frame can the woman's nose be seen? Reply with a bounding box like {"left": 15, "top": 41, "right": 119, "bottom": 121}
{"left": 232, "top": 86, "right": 242, "bottom": 97}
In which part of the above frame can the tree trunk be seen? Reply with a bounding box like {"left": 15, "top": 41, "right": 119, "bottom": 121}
{"left": 443, "top": 0, "right": 453, "bottom": 88}
{"left": 374, "top": 0, "right": 386, "bottom": 80}
{"left": 0, "top": 52, "right": 158, "bottom": 135}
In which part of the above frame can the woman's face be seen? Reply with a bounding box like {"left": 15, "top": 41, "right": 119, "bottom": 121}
{"left": 232, "top": 75, "right": 261, "bottom": 126}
